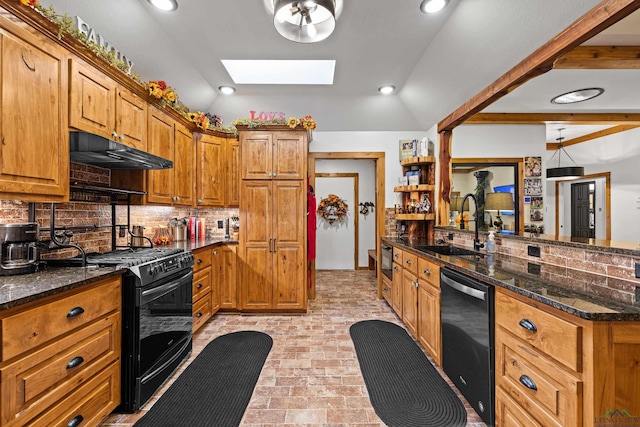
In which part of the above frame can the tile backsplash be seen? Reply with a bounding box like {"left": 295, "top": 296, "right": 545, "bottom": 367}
{"left": 0, "top": 163, "right": 238, "bottom": 259}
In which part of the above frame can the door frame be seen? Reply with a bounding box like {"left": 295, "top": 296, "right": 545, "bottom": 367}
{"left": 554, "top": 171, "right": 611, "bottom": 240}
{"left": 309, "top": 152, "right": 386, "bottom": 300}
{"left": 315, "top": 172, "right": 359, "bottom": 270}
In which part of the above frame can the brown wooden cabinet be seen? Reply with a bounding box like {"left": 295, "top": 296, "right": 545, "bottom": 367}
{"left": 240, "top": 131, "right": 306, "bottom": 180}
{"left": 0, "top": 14, "right": 69, "bottom": 202}
{"left": 192, "top": 247, "right": 213, "bottom": 332}
{"left": 381, "top": 274, "right": 393, "bottom": 306}
{"left": 391, "top": 248, "right": 403, "bottom": 317}
{"left": 402, "top": 268, "right": 419, "bottom": 337}
{"left": 393, "top": 156, "right": 436, "bottom": 241}
{"left": 240, "top": 180, "right": 306, "bottom": 311}
{"left": 0, "top": 277, "right": 121, "bottom": 427}
{"left": 196, "top": 134, "right": 239, "bottom": 207}
{"left": 495, "top": 288, "right": 640, "bottom": 427}
{"left": 173, "top": 121, "right": 195, "bottom": 206}
{"left": 216, "top": 244, "right": 238, "bottom": 310}
{"left": 69, "top": 58, "right": 146, "bottom": 150}
{"left": 416, "top": 256, "right": 441, "bottom": 365}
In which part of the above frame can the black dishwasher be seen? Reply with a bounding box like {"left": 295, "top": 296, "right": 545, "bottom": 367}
{"left": 440, "top": 268, "right": 495, "bottom": 426}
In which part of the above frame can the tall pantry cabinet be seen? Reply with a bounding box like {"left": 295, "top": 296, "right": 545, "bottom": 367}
{"left": 238, "top": 127, "right": 308, "bottom": 312}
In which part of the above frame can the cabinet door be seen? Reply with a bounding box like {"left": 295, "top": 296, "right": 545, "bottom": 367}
{"left": 173, "top": 122, "right": 194, "bottom": 206}
{"left": 240, "top": 181, "right": 273, "bottom": 309}
{"left": 210, "top": 249, "right": 221, "bottom": 314}
{"left": 402, "top": 269, "right": 418, "bottom": 337}
{"left": 0, "top": 26, "right": 69, "bottom": 201}
{"left": 196, "top": 134, "right": 225, "bottom": 207}
{"left": 240, "top": 132, "right": 272, "bottom": 179}
{"left": 272, "top": 131, "right": 306, "bottom": 180}
{"left": 69, "top": 59, "right": 115, "bottom": 138}
{"left": 146, "top": 106, "right": 174, "bottom": 204}
{"left": 219, "top": 245, "right": 237, "bottom": 310}
{"left": 392, "top": 263, "right": 403, "bottom": 317}
{"left": 226, "top": 139, "right": 240, "bottom": 206}
{"left": 115, "top": 87, "right": 146, "bottom": 151}
{"left": 272, "top": 180, "right": 306, "bottom": 310}
{"left": 418, "top": 282, "right": 440, "bottom": 365}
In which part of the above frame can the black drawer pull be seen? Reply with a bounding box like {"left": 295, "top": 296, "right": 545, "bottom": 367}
{"left": 67, "top": 307, "right": 85, "bottom": 318}
{"left": 519, "top": 318, "right": 537, "bottom": 332}
{"left": 406, "top": 259, "right": 412, "bottom": 265}
{"left": 67, "top": 415, "right": 84, "bottom": 427}
{"left": 383, "top": 287, "right": 388, "bottom": 291}
{"left": 66, "top": 356, "right": 85, "bottom": 370}
{"left": 196, "top": 312, "right": 203, "bottom": 317}
{"left": 197, "top": 259, "right": 203, "bottom": 264}
{"left": 197, "top": 283, "right": 203, "bottom": 289}
{"left": 423, "top": 269, "right": 431, "bottom": 275}
{"left": 519, "top": 375, "right": 537, "bottom": 391}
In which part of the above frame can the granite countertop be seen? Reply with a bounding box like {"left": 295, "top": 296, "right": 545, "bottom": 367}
{"left": 0, "top": 266, "right": 124, "bottom": 311}
{"left": 0, "top": 238, "right": 239, "bottom": 312}
{"left": 383, "top": 237, "right": 640, "bottom": 321}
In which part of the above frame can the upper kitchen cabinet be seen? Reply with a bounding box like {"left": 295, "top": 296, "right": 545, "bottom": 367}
{"left": 196, "top": 133, "right": 239, "bottom": 207}
{"left": 69, "top": 59, "right": 147, "bottom": 150}
{"left": 144, "top": 106, "right": 194, "bottom": 206}
{"left": 240, "top": 130, "right": 306, "bottom": 180}
{"left": 0, "top": 13, "right": 69, "bottom": 202}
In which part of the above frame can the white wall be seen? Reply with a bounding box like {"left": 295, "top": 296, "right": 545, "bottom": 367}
{"left": 316, "top": 159, "right": 377, "bottom": 268}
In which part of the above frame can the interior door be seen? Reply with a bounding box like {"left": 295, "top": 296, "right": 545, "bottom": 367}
{"left": 571, "top": 181, "right": 594, "bottom": 238}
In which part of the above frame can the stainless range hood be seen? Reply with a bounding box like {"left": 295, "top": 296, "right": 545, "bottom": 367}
{"left": 69, "top": 131, "right": 173, "bottom": 170}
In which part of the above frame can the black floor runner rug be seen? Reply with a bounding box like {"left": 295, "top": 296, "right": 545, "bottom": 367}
{"left": 350, "top": 320, "right": 467, "bottom": 427}
{"left": 135, "top": 331, "right": 272, "bottom": 427}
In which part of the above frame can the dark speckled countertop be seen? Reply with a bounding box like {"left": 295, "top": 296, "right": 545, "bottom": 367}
{"left": 0, "top": 238, "right": 238, "bottom": 312}
{"left": 383, "top": 237, "right": 640, "bottom": 321}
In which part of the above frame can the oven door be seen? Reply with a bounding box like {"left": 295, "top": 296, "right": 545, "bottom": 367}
{"left": 121, "top": 268, "right": 194, "bottom": 412}
{"left": 380, "top": 242, "right": 393, "bottom": 280}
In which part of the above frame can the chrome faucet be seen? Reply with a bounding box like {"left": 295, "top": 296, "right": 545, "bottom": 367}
{"left": 459, "top": 193, "right": 485, "bottom": 252}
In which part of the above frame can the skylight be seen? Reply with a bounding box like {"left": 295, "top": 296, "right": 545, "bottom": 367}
{"left": 221, "top": 60, "right": 336, "bottom": 85}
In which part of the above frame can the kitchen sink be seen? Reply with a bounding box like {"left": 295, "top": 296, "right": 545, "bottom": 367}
{"left": 415, "top": 245, "right": 483, "bottom": 257}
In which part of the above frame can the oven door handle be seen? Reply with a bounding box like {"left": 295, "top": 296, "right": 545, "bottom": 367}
{"left": 139, "top": 270, "right": 194, "bottom": 306}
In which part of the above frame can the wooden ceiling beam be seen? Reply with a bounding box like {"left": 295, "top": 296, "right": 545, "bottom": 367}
{"left": 554, "top": 45, "right": 640, "bottom": 69}
{"left": 465, "top": 112, "right": 640, "bottom": 125}
{"left": 438, "top": 0, "right": 640, "bottom": 133}
{"left": 546, "top": 124, "right": 640, "bottom": 150}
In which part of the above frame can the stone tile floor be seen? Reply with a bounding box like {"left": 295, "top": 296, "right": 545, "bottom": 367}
{"left": 101, "top": 270, "right": 486, "bottom": 426}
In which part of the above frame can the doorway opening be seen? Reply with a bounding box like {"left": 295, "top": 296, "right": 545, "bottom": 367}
{"left": 571, "top": 181, "right": 595, "bottom": 238}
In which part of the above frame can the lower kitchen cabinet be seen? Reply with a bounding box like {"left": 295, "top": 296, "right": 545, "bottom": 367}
{"left": 192, "top": 247, "right": 212, "bottom": 332}
{"left": 495, "top": 288, "right": 640, "bottom": 427}
{"left": 417, "top": 256, "right": 441, "bottom": 365}
{"left": 402, "top": 269, "right": 419, "bottom": 337}
{"left": 0, "top": 277, "right": 121, "bottom": 427}
{"left": 391, "top": 261, "right": 403, "bottom": 317}
{"left": 216, "top": 244, "right": 238, "bottom": 310}
{"left": 381, "top": 275, "right": 393, "bottom": 306}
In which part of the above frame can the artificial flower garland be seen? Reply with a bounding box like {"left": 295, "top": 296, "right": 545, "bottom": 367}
{"left": 147, "top": 80, "right": 178, "bottom": 107}
{"left": 317, "top": 194, "right": 348, "bottom": 224}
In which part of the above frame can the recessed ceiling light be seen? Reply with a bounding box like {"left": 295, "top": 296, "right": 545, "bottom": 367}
{"left": 420, "top": 0, "right": 449, "bottom": 14}
{"left": 221, "top": 60, "right": 335, "bottom": 85}
{"left": 147, "top": 0, "right": 178, "bottom": 12}
{"left": 551, "top": 87, "right": 604, "bottom": 104}
{"left": 218, "top": 86, "right": 236, "bottom": 95}
{"left": 378, "top": 85, "right": 395, "bottom": 95}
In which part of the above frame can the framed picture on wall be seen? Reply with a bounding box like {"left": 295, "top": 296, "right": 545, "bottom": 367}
{"left": 525, "top": 156, "right": 542, "bottom": 177}
{"left": 531, "top": 196, "right": 543, "bottom": 209}
{"left": 399, "top": 139, "right": 416, "bottom": 161}
{"left": 524, "top": 178, "right": 542, "bottom": 196}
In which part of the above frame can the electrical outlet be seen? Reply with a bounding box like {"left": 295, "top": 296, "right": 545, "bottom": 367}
{"left": 636, "top": 262, "right": 640, "bottom": 278}
{"left": 527, "top": 263, "right": 541, "bottom": 276}
{"left": 217, "top": 220, "right": 224, "bottom": 229}
{"left": 448, "top": 232, "right": 454, "bottom": 240}
{"left": 528, "top": 245, "right": 541, "bottom": 258}
{"left": 119, "top": 226, "right": 126, "bottom": 238}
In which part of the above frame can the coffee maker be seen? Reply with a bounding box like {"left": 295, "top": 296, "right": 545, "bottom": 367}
{"left": 0, "top": 223, "right": 39, "bottom": 276}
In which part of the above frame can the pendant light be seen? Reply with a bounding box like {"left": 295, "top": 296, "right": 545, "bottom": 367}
{"left": 546, "top": 128, "right": 584, "bottom": 181}
{"left": 273, "top": 0, "right": 336, "bottom": 43}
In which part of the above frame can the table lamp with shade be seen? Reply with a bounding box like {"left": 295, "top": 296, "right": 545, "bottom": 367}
{"left": 484, "top": 192, "right": 514, "bottom": 231}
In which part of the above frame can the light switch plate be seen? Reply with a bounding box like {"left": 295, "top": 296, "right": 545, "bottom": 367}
{"left": 217, "top": 220, "right": 224, "bottom": 229}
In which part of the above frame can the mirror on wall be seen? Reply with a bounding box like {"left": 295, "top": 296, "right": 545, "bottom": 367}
{"left": 454, "top": 9, "right": 640, "bottom": 251}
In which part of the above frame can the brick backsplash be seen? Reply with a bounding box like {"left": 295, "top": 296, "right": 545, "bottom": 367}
{"left": 434, "top": 228, "right": 640, "bottom": 306}
{"left": 0, "top": 163, "right": 238, "bottom": 260}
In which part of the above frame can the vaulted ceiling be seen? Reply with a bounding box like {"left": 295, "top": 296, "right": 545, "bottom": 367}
{"left": 44, "top": 0, "right": 609, "bottom": 132}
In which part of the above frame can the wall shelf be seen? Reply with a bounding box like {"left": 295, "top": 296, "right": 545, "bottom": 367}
{"left": 396, "top": 213, "right": 436, "bottom": 221}
{"left": 394, "top": 184, "right": 436, "bottom": 193}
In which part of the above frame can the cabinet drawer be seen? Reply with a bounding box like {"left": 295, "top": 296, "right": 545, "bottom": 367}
{"left": 392, "top": 247, "right": 403, "bottom": 264}
{"left": 381, "top": 275, "right": 392, "bottom": 305}
{"left": 193, "top": 267, "right": 211, "bottom": 302}
{"left": 193, "top": 295, "right": 212, "bottom": 332}
{"left": 0, "top": 312, "right": 120, "bottom": 427}
{"left": 0, "top": 278, "right": 120, "bottom": 362}
{"left": 418, "top": 257, "right": 440, "bottom": 288}
{"left": 496, "top": 387, "right": 543, "bottom": 427}
{"left": 192, "top": 248, "right": 211, "bottom": 272}
{"left": 29, "top": 361, "right": 119, "bottom": 427}
{"left": 495, "top": 290, "right": 582, "bottom": 372}
{"left": 403, "top": 251, "right": 418, "bottom": 275}
{"left": 496, "top": 330, "right": 581, "bottom": 427}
